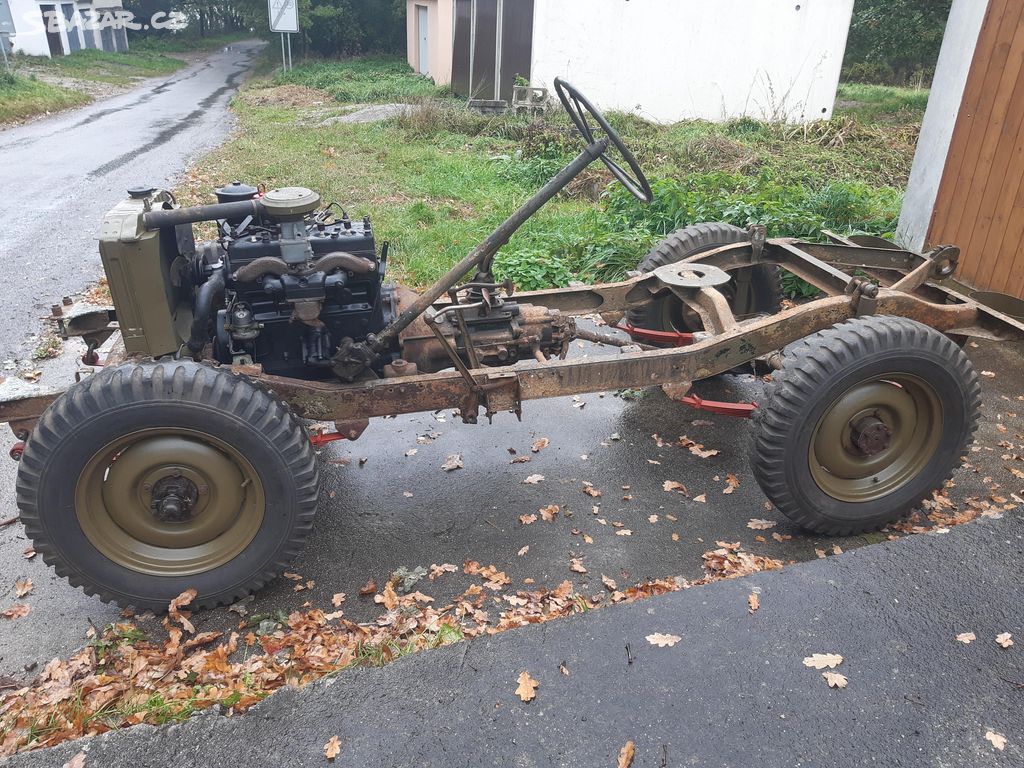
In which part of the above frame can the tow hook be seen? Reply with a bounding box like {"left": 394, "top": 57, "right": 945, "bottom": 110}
{"left": 10, "top": 442, "right": 25, "bottom": 461}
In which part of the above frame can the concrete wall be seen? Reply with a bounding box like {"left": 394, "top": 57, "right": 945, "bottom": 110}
{"left": 406, "top": 0, "right": 454, "bottom": 86}
{"left": 7, "top": 0, "right": 49, "bottom": 55}
{"left": 897, "top": 0, "right": 989, "bottom": 252}
{"left": 529, "top": 0, "right": 854, "bottom": 124}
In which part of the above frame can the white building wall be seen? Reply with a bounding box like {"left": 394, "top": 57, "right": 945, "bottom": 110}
{"left": 530, "top": 0, "right": 855, "bottom": 124}
{"left": 896, "top": 0, "right": 988, "bottom": 252}
{"left": 7, "top": 0, "right": 49, "bottom": 55}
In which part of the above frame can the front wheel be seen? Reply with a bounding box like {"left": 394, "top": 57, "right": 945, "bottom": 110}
{"left": 751, "top": 316, "right": 981, "bottom": 535}
{"left": 15, "top": 361, "right": 320, "bottom": 610}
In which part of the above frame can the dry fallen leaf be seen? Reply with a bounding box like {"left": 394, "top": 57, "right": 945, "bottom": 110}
{"left": 404, "top": 448, "right": 418, "bottom": 457}
{"left": 582, "top": 482, "right": 602, "bottom": 498}
{"left": 601, "top": 574, "right": 618, "bottom": 591}
{"left": 746, "top": 518, "right": 776, "bottom": 530}
{"left": 14, "top": 578, "right": 32, "bottom": 598}
{"left": 1, "top": 604, "right": 30, "bottom": 620}
{"left": 358, "top": 579, "right": 377, "bottom": 596}
{"left": 617, "top": 741, "right": 635, "bottom": 768}
{"left": 693, "top": 494, "right": 706, "bottom": 503}
{"left": 167, "top": 588, "right": 197, "bottom": 634}
{"left": 331, "top": 593, "right": 346, "bottom": 608}
{"left": 540, "top": 504, "right": 559, "bottom": 522}
{"left": 63, "top": 753, "right": 86, "bottom": 768}
{"left": 517, "top": 545, "right": 529, "bottom": 557}
{"left": 646, "top": 632, "right": 681, "bottom": 647}
{"left": 519, "top": 513, "right": 537, "bottom": 525}
{"left": 615, "top": 529, "right": 632, "bottom": 536}
{"left": 515, "top": 671, "right": 539, "bottom": 702}
{"left": 428, "top": 563, "right": 457, "bottom": 579}
{"left": 748, "top": 593, "right": 760, "bottom": 614}
{"left": 955, "top": 632, "right": 976, "bottom": 644}
{"left": 569, "top": 558, "right": 587, "bottom": 574}
{"left": 23, "top": 547, "right": 35, "bottom": 560}
{"left": 822, "top": 671, "right": 848, "bottom": 689}
{"left": 523, "top": 474, "right": 544, "bottom": 484}
{"left": 324, "top": 735, "right": 342, "bottom": 760}
{"left": 559, "top": 662, "right": 570, "bottom": 676}
{"left": 441, "top": 454, "right": 464, "bottom": 472}
{"left": 531, "top": 437, "right": 550, "bottom": 453}
{"left": 374, "top": 582, "right": 399, "bottom": 610}
{"left": 985, "top": 730, "right": 1007, "bottom": 751}
{"left": 663, "top": 480, "right": 687, "bottom": 494}
{"left": 996, "top": 632, "right": 1014, "bottom": 649}
{"left": 803, "top": 653, "right": 843, "bottom": 670}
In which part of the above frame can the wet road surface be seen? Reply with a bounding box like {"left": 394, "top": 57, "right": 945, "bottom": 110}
{"left": 0, "top": 40, "right": 264, "bottom": 362}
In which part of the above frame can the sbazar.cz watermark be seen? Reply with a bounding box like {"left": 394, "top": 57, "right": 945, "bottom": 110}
{"left": 18, "top": 9, "right": 189, "bottom": 34}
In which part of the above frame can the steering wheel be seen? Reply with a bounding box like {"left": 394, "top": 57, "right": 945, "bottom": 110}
{"left": 554, "top": 78, "right": 653, "bottom": 204}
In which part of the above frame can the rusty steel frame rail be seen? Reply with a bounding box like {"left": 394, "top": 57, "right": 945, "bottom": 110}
{"left": 4, "top": 238, "right": 1024, "bottom": 429}
{"left": 246, "top": 291, "right": 1013, "bottom": 423}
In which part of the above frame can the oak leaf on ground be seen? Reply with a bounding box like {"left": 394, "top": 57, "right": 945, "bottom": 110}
{"left": 646, "top": 633, "right": 681, "bottom": 647}
{"left": 803, "top": 653, "right": 843, "bottom": 670}
{"left": 324, "top": 735, "right": 342, "bottom": 760}
{"left": 515, "top": 671, "right": 539, "bottom": 702}
{"left": 617, "top": 740, "right": 635, "bottom": 768}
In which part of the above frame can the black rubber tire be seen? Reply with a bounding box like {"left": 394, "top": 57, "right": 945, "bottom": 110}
{"left": 625, "top": 223, "right": 783, "bottom": 333}
{"left": 15, "top": 360, "right": 320, "bottom": 610}
{"left": 751, "top": 316, "right": 981, "bottom": 535}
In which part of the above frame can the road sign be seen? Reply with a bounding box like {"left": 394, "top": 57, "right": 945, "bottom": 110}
{"left": 268, "top": 0, "right": 298, "bottom": 33}
{"left": 0, "top": 0, "right": 16, "bottom": 36}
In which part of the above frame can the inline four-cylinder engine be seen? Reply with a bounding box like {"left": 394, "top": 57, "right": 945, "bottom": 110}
{"left": 97, "top": 182, "right": 575, "bottom": 383}
{"left": 207, "top": 183, "right": 394, "bottom": 379}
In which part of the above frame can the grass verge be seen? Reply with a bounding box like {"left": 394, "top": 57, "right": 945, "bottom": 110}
{"left": 179, "top": 57, "right": 924, "bottom": 293}
{"left": 19, "top": 48, "right": 185, "bottom": 86}
{"left": 129, "top": 31, "right": 254, "bottom": 55}
{"left": 0, "top": 72, "right": 90, "bottom": 123}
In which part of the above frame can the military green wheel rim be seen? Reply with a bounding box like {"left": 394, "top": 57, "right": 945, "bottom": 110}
{"left": 75, "top": 428, "right": 266, "bottom": 576}
{"left": 808, "top": 374, "right": 943, "bottom": 503}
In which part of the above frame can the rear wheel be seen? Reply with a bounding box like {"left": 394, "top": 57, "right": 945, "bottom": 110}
{"left": 751, "top": 316, "right": 981, "bottom": 534}
{"left": 626, "top": 223, "right": 783, "bottom": 334}
{"left": 16, "top": 360, "right": 319, "bottom": 610}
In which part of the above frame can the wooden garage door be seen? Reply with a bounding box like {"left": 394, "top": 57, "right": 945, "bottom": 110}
{"left": 928, "top": 0, "right": 1024, "bottom": 298}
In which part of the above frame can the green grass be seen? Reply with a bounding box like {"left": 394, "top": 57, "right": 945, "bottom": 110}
{"left": 185, "top": 58, "right": 923, "bottom": 292}
{"left": 273, "top": 56, "right": 448, "bottom": 102}
{"left": 21, "top": 48, "right": 185, "bottom": 85}
{"left": 835, "top": 82, "right": 930, "bottom": 124}
{"left": 129, "top": 31, "right": 254, "bottom": 55}
{"left": 0, "top": 72, "right": 90, "bottom": 122}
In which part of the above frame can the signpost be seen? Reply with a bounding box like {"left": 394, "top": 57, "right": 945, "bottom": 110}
{"left": 268, "top": 0, "right": 298, "bottom": 72}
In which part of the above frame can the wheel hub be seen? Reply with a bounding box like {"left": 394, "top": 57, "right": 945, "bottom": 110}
{"left": 75, "top": 429, "right": 266, "bottom": 576}
{"left": 150, "top": 474, "right": 200, "bottom": 523}
{"left": 849, "top": 415, "right": 892, "bottom": 457}
{"left": 809, "top": 374, "right": 943, "bottom": 502}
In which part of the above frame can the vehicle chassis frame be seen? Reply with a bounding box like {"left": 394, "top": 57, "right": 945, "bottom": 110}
{"left": 250, "top": 235, "right": 1024, "bottom": 426}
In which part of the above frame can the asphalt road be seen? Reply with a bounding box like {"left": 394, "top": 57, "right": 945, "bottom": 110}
{"left": 12, "top": 508, "right": 1023, "bottom": 767}
{"left": 0, "top": 39, "right": 264, "bottom": 362}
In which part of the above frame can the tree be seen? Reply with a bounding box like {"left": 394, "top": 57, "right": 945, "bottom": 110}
{"left": 842, "top": 0, "right": 954, "bottom": 85}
